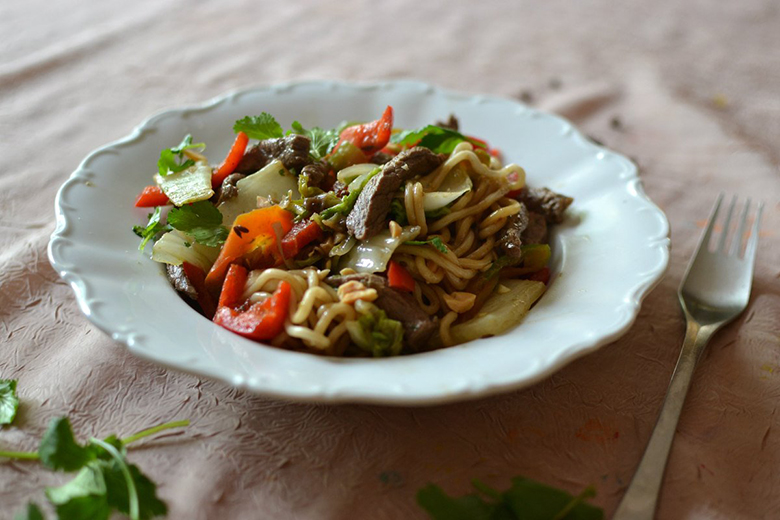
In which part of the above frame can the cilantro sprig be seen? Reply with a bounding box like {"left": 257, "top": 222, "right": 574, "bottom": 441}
{"left": 417, "top": 477, "right": 603, "bottom": 520}
{"left": 1, "top": 404, "right": 188, "bottom": 520}
{"left": 133, "top": 207, "right": 170, "bottom": 251}
{"left": 157, "top": 135, "right": 205, "bottom": 177}
{"left": 391, "top": 125, "right": 487, "bottom": 154}
{"left": 404, "top": 236, "right": 449, "bottom": 254}
{"left": 167, "top": 201, "right": 229, "bottom": 248}
{"left": 233, "top": 113, "right": 284, "bottom": 140}
{"left": 289, "top": 121, "right": 340, "bottom": 161}
{"left": 0, "top": 379, "right": 19, "bottom": 426}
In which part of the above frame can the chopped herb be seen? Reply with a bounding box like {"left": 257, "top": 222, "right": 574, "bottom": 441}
{"left": 0, "top": 379, "right": 19, "bottom": 426}
{"left": 424, "top": 206, "right": 451, "bottom": 219}
{"left": 278, "top": 169, "right": 285, "bottom": 176}
{"left": 157, "top": 134, "right": 205, "bottom": 176}
{"left": 389, "top": 199, "right": 408, "bottom": 226}
{"left": 417, "top": 477, "right": 603, "bottom": 520}
{"left": 391, "top": 125, "right": 487, "bottom": 155}
{"left": 404, "top": 236, "right": 448, "bottom": 253}
{"left": 183, "top": 241, "right": 191, "bottom": 248}
{"left": 289, "top": 121, "right": 340, "bottom": 161}
{"left": 132, "top": 207, "right": 170, "bottom": 251}
{"left": 167, "top": 201, "right": 228, "bottom": 248}
{"left": 233, "top": 113, "right": 284, "bottom": 140}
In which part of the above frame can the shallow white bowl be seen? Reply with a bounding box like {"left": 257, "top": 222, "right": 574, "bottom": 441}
{"left": 48, "top": 81, "right": 669, "bottom": 405}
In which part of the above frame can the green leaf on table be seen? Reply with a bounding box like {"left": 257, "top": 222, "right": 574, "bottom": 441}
{"left": 417, "top": 477, "right": 603, "bottom": 520}
{"left": 46, "top": 462, "right": 111, "bottom": 520}
{"left": 38, "top": 417, "right": 92, "bottom": 472}
{"left": 0, "top": 378, "right": 20, "bottom": 426}
{"left": 103, "top": 460, "right": 167, "bottom": 519}
{"left": 157, "top": 134, "right": 205, "bottom": 177}
{"left": 234, "top": 113, "right": 284, "bottom": 140}
{"left": 290, "top": 121, "right": 339, "bottom": 161}
{"left": 391, "top": 125, "right": 487, "bottom": 155}
{"left": 13, "top": 502, "right": 45, "bottom": 520}
{"left": 167, "top": 201, "right": 228, "bottom": 248}
{"left": 133, "top": 207, "right": 170, "bottom": 251}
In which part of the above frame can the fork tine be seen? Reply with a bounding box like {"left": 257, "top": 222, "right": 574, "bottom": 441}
{"left": 715, "top": 194, "right": 737, "bottom": 253}
{"left": 729, "top": 198, "right": 751, "bottom": 257}
{"left": 744, "top": 201, "right": 764, "bottom": 263}
{"left": 699, "top": 193, "right": 724, "bottom": 251}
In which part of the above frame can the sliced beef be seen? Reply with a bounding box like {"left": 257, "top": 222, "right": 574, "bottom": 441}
{"left": 518, "top": 187, "right": 573, "bottom": 224}
{"left": 166, "top": 264, "right": 197, "bottom": 300}
{"left": 233, "top": 146, "right": 268, "bottom": 174}
{"left": 346, "top": 147, "right": 444, "bottom": 240}
{"left": 234, "top": 135, "right": 312, "bottom": 174}
{"left": 498, "top": 203, "right": 530, "bottom": 260}
{"left": 435, "top": 114, "right": 459, "bottom": 131}
{"left": 521, "top": 211, "right": 548, "bottom": 245}
{"left": 370, "top": 151, "right": 394, "bottom": 165}
{"left": 216, "top": 173, "right": 245, "bottom": 205}
{"left": 300, "top": 161, "right": 329, "bottom": 189}
{"left": 326, "top": 273, "right": 438, "bottom": 351}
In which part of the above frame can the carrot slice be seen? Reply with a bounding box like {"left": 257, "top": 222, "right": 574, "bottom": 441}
{"left": 212, "top": 131, "right": 249, "bottom": 188}
{"left": 134, "top": 185, "right": 170, "bottom": 207}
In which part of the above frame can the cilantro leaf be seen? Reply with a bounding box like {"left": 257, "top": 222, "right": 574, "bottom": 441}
{"left": 290, "top": 121, "right": 339, "bottom": 161}
{"left": 0, "top": 378, "right": 19, "bottom": 426}
{"left": 167, "top": 201, "right": 228, "bottom": 248}
{"left": 103, "top": 460, "right": 168, "bottom": 519}
{"left": 13, "top": 502, "right": 45, "bottom": 520}
{"left": 133, "top": 207, "right": 170, "bottom": 251}
{"left": 157, "top": 134, "right": 205, "bottom": 176}
{"left": 38, "top": 417, "right": 92, "bottom": 472}
{"left": 234, "top": 113, "right": 284, "bottom": 140}
{"left": 417, "top": 477, "right": 603, "bottom": 520}
{"left": 391, "top": 125, "right": 487, "bottom": 154}
{"left": 404, "top": 236, "right": 448, "bottom": 253}
{"left": 46, "top": 462, "right": 111, "bottom": 520}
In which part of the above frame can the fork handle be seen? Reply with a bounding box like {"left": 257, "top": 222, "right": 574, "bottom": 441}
{"left": 612, "top": 319, "right": 717, "bottom": 520}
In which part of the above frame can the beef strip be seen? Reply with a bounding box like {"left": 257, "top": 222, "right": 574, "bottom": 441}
{"left": 370, "top": 151, "right": 394, "bottom": 165}
{"left": 497, "top": 203, "right": 530, "bottom": 260}
{"left": 325, "top": 273, "right": 438, "bottom": 351}
{"left": 234, "top": 134, "right": 312, "bottom": 174}
{"left": 518, "top": 187, "right": 573, "bottom": 224}
{"left": 215, "top": 173, "right": 246, "bottom": 205}
{"left": 166, "top": 264, "right": 197, "bottom": 300}
{"left": 435, "top": 114, "right": 459, "bottom": 131}
{"left": 346, "top": 147, "right": 444, "bottom": 240}
{"left": 521, "top": 211, "right": 548, "bottom": 245}
{"left": 300, "top": 161, "right": 329, "bottom": 189}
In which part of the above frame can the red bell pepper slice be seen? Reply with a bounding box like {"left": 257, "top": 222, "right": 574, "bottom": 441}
{"left": 334, "top": 106, "right": 393, "bottom": 156}
{"left": 212, "top": 131, "right": 249, "bottom": 188}
{"left": 134, "top": 185, "right": 170, "bottom": 207}
{"left": 217, "top": 263, "right": 249, "bottom": 309}
{"left": 527, "top": 267, "right": 551, "bottom": 285}
{"left": 387, "top": 260, "right": 415, "bottom": 293}
{"left": 181, "top": 262, "right": 217, "bottom": 319}
{"left": 281, "top": 219, "right": 323, "bottom": 259}
{"left": 213, "top": 280, "right": 291, "bottom": 341}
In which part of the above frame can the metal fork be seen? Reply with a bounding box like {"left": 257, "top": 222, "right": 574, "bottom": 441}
{"left": 613, "top": 194, "right": 763, "bottom": 520}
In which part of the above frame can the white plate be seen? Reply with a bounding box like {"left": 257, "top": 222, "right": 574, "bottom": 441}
{"left": 48, "top": 81, "right": 669, "bottom": 405}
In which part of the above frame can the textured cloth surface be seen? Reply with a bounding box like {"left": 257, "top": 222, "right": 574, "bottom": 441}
{"left": 1, "top": 1, "right": 779, "bottom": 519}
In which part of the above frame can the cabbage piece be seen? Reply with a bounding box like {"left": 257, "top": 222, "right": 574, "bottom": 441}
{"left": 217, "top": 160, "right": 299, "bottom": 227}
{"left": 345, "top": 303, "right": 404, "bottom": 357}
{"left": 336, "top": 163, "right": 380, "bottom": 184}
{"left": 151, "top": 230, "right": 220, "bottom": 273}
{"left": 339, "top": 226, "right": 420, "bottom": 273}
{"left": 155, "top": 161, "right": 214, "bottom": 206}
{"left": 423, "top": 164, "right": 472, "bottom": 212}
{"left": 449, "top": 279, "right": 546, "bottom": 345}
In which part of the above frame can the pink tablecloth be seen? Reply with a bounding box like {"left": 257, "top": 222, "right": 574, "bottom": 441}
{"left": 1, "top": 1, "right": 778, "bottom": 518}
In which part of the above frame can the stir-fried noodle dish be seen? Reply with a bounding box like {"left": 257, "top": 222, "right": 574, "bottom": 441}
{"left": 133, "top": 107, "right": 573, "bottom": 357}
